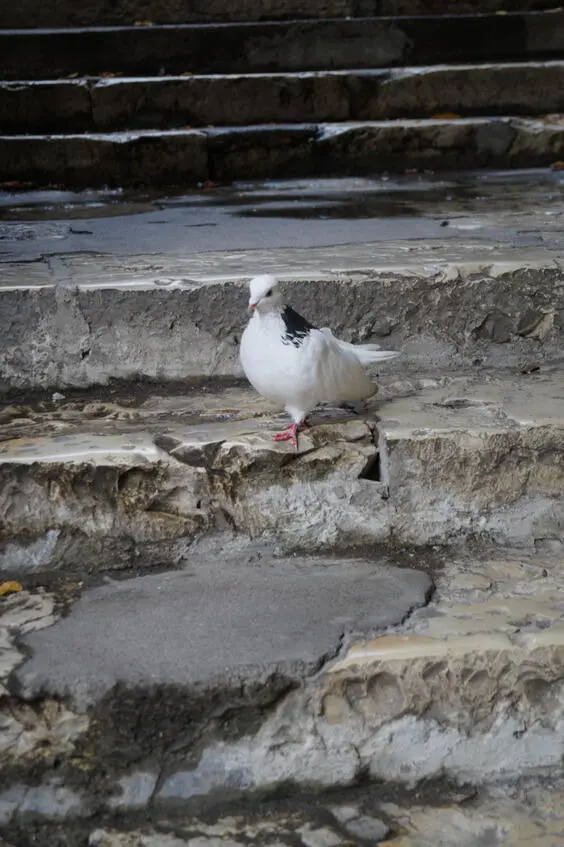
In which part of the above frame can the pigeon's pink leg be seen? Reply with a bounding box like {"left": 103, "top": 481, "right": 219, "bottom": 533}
{"left": 273, "top": 419, "right": 309, "bottom": 448}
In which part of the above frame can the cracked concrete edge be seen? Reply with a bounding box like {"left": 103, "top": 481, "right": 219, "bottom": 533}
{"left": 1, "top": 257, "right": 563, "bottom": 391}
{"left": 1, "top": 116, "right": 564, "bottom": 187}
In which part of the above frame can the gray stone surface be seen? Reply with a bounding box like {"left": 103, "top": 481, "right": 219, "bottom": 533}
{"left": 341, "top": 815, "right": 389, "bottom": 841}
{"left": 16, "top": 555, "right": 432, "bottom": 709}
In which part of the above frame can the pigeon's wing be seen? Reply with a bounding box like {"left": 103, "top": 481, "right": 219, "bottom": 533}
{"left": 320, "top": 327, "right": 399, "bottom": 364}
{"left": 305, "top": 328, "right": 376, "bottom": 403}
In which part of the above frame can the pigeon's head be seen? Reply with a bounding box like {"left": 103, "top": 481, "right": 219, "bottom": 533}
{"left": 247, "top": 274, "right": 282, "bottom": 315}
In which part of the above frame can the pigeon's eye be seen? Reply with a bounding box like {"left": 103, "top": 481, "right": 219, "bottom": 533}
{"left": 265, "top": 289, "right": 273, "bottom": 297}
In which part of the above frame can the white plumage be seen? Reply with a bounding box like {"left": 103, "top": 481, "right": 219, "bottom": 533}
{"left": 240, "top": 274, "right": 399, "bottom": 447}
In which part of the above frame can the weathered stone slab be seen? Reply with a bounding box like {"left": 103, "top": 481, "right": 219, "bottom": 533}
{"left": 206, "top": 125, "right": 317, "bottom": 182}
{"left": 2, "top": 117, "right": 564, "bottom": 187}
{"left": 313, "top": 117, "right": 558, "bottom": 175}
{"left": 320, "top": 550, "right": 564, "bottom": 785}
{"left": 377, "top": 373, "right": 564, "bottom": 546}
{"left": 4, "top": 15, "right": 563, "bottom": 82}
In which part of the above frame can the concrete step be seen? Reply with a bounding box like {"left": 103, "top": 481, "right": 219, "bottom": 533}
{"left": 2, "top": 241, "right": 563, "bottom": 389}
{"left": 1, "top": 170, "right": 562, "bottom": 387}
{"left": 4, "top": 63, "right": 564, "bottom": 134}
{"left": 1, "top": 543, "right": 564, "bottom": 827}
{"left": 2, "top": 0, "right": 560, "bottom": 28}
{"left": 0, "top": 372, "right": 562, "bottom": 574}
{"left": 2, "top": 116, "right": 564, "bottom": 187}
{"left": 3, "top": 12, "right": 564, "bottom": 79}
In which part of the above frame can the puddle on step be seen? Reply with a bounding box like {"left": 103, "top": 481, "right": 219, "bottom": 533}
{"left": 1, "top": 169, "right": 563, "bottom": 224}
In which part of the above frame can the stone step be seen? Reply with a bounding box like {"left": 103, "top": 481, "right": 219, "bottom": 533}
{"left": 2, "top": 11, "right": 564, "bottom": 79}
{"left": 0, "top": 372, "right": 562, "bottom": 575}
{"left": 2, "top": 234, "right": 563, "bottom": 392}
{"left": 2, "top": 0, "right": 560, "bottom": 28}
{"left": 2, "top": 116, "right": 564, "bottom": 188}
{"left": 1, "top": 543, "right": 563, "bottom": 826}
{"left": 4, "top": 62, "right": 564, "bottom": 134}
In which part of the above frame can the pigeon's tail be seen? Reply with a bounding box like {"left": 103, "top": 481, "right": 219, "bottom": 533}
{"left": 348, "top": 345, "right": 400, "bottom": 365}
{"left": 321, "top": 327, "right": 399, "bottom": 364}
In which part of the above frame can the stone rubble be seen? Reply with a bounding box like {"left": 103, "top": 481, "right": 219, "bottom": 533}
{"left": 5, "top": 780, "right": 564, "bottom": 846}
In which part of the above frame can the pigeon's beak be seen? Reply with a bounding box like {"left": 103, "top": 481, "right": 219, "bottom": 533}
{"left": 248, "top": 301, "right": 257, "bottom": 315}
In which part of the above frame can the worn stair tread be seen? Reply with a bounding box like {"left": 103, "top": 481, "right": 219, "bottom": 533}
{"left": 4, "top": 61, "right": 564, "bottom": 133}
{"left": 2, "top": 10, "right": 564, "bottom": 79}
{"left": 0, "top": 371, "right": 562, "bottom": 449}
{"left": 4, "top": 245, "right": 563, "bottom": 288}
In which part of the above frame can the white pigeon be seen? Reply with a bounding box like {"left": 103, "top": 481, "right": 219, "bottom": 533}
{"left": 240, "top": 274, "right": 399, "bottom": 448}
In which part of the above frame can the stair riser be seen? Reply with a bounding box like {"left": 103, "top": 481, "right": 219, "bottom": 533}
{"left": 2, "top": 12, "right": 564, "bottom": 80}
{"left": 1, "top": 268, "right": 562, "bottom": 390}
{"left": 2, "top": 117, "right": 564, "bottom": 187}
{"left": 3, "top": 65, "right": 564, "bottom": 134}
{"left": 1, "top": 0, "right": 557, "bottom": 27}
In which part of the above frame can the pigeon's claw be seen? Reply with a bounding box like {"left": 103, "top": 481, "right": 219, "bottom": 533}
{"left": 274, "top": 423, "right": 300, "bottom": 448}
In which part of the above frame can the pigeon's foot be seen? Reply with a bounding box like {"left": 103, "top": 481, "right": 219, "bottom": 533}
{"left": 273, "top": 421, "right": 308, "bottom": 448}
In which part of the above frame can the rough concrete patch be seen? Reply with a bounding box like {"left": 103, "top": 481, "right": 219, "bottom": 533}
{"left": 15, "top": 556, "right": 432, "bottom": 711}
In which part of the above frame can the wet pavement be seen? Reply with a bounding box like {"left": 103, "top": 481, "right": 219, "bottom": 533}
{"left": 1, "top": 169, "right": 564, "bottom": 264}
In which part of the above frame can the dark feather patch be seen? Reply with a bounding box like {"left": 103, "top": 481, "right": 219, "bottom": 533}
{"left": 280, "top": 305, "right": 316, "bottom": 348}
